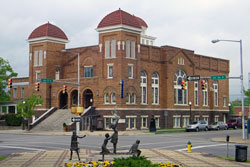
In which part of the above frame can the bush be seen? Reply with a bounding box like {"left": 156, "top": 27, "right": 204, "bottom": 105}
{"left": 4, "top": 114, "right": 22, "bottom": 126}
{"left": 112, "top": 155, "right": 160, "bottom": 167}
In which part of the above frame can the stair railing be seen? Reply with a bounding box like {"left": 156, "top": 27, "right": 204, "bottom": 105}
{"left": 29, "top": 107, "right": 58, "bottom": 129}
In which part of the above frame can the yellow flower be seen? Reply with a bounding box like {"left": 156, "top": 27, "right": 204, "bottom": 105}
{"left": 65, "top": 162, "right": 72, "bottom": 167}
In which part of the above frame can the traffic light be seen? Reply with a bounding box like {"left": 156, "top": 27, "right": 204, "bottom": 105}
{"left": 63, "top": 85, "right": 67, "bottom": 94}
{"left": 8, "top": 78, "right": 12, "bottom": 88}
{"left": 201, "top": 80, "right": 206, "bottom": 90}
{"left": 181, "top": 80, "right": 186, "bottom": 90}
{"left": 35, "top": 82, "right": 40, "bottom": 91}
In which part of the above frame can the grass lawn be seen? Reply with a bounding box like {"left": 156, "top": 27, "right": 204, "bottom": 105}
{"left": 217, "top": 156, "right": 250, "bottom": 163}
{"left": 154, "top": 128, "right": 186, "bottom": 133}
{"left": 0, "top": 156, "right": 7, "bottom": 161}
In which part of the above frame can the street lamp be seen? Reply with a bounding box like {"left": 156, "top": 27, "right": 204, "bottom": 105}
{"left": 212, "top": 39, "right": 245, "bottom": 139}
{"left": 61, "top": 49, "right": 81, "bottom": 135}
{"left": 189, "top": 101, "right": 192, "bottom": 124}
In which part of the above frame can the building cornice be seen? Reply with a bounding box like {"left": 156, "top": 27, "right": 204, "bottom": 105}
{"left": 96, "top": 24, "right": 142, "bottom": 34}
{"left": 27, "top": 36, "right": 69, "bottom": 44}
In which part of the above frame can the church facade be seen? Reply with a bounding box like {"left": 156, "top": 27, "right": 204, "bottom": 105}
{"left": 10, "top": 9, "right": 230, "bottom": 130}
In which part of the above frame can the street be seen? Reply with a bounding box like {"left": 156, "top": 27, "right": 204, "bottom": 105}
{"left": 0, "top": 129, "right": 248, "bottom": 159}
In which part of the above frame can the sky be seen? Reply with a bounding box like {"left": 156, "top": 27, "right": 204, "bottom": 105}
{"left": 0, "top": 0, "right": 250, "bottom": 101}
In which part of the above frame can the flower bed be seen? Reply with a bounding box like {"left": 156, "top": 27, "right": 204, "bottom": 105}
{"left": 65, "top": 161, "right": 184, "bottom": 167}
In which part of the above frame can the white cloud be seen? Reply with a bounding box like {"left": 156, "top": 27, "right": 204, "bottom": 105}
{"left": 0, "top": 0, "right": 250, "bottom": 100}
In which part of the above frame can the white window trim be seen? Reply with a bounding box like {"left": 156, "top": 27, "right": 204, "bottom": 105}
{"left": 202, "top": 80, "right": 208, "bottom": 106}
{"left": 154, "top": 115, "right": 160, "bottom": 128}
{"left": 140, "top": 72, "right": 147, "bottom": 104}
{"left": 141, "top": 115, "right": 148, "bottom": 129}
{"left": 104, "top": 93, "right": 110, "bottom": 104}
{"left": 105, "top": 40, "right": 110, "bottom": 58}
{"left": 173, "top": 115, "right": 181, "bottom": 128}
{"left": 107, "top": 64, "right": 113, "bottom": 79}
{"left": 213, "top": 81, "right": 218, "bottom": 107}
{"left": 126, "top": 116, "right": 137, "bottom": 130}
{"left": 152, "top": 73, "right": 159, "bottom": 105}
{"left": 194, "top": 81, "right": 199, "bottom": 106}
{"left": 111, "top": 93, "right": 116, "bottom": 104}
{"left": 128, "top": 64, "right": 134, "bottom": 79}
{"left": 36, "top": 71, "right": 41, "bottom": 82}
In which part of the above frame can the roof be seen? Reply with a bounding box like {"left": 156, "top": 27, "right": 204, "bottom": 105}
{"left": 28, "top": 22, "right": 68, "bottom": 40}
{"left": 135, "top": 16, "right": 148, "bottom": 28}
{"left": 97, "top": 9, "right": 142, "bottom": 29}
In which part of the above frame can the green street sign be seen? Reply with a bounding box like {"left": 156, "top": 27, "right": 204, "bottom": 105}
{"left": 41, "top": 78, "right": 53, "bottom": 83}
{"left": 211, "top": 75, "right": 226, "bottom": 80}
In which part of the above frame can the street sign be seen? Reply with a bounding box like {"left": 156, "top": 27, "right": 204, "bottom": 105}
{"left": 71, "top": 117, "right": 82, "bottom": 122}
{"left": 186, "top": 75, "right": 200, "bottom": 81}
{"left": 211, "top": 75, "right": 226, "bottom": 80}
{"left": 41, "top": 78, "right": 53, "bottom": 83}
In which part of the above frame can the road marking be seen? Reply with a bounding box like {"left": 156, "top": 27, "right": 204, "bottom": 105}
{"left": 0, "top": 145, "right": 45, "bottom": 151}
{"left": 176, "top": 143, "right": 227, "bottom": 151}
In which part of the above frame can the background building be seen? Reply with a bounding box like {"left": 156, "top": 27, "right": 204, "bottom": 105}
{"left": 9, "top": 9, "right": 230, "bottom": 131}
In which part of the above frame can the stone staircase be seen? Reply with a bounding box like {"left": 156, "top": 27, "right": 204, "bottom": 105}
{"left": 32, "top": 109, "right": 73, "bottom": 131}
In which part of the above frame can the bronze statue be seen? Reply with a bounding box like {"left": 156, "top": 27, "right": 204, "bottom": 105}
{"left": 100, "top": 133, "right": 111, "bottom": 154}
{"left": 129, "top": 140, "right": 141, "bottom": 156}
{"left": 110, "top": 112, "right": 120, "bottom": 154}
{"left": 69, "top": 131, "right": 86, "bottom": 161}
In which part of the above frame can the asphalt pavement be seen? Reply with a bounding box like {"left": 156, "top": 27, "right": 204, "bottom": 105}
{"left": 0, "top": 129, "right": 250, "bottom": 167}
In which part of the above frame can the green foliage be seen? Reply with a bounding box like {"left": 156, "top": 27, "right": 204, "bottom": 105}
{"left": 0, "top": 156, "right": 7, "bottom": 161}
{"left": 244, "top": 89, "right": 250, "bottom": 106}
{"left": 4, "top": 114, "right": 22, "bottom": 126}
{"left": 0, "top": 57, "right": 18, "bottom": 102}
{"left": 16, "top": 94, "right": 43, "bottom": 120}
{"left": 63, "top": 122, "right": 67, "bottom": 127}
{"left": 112, "top": 155, "right": 160, "bottom": 167}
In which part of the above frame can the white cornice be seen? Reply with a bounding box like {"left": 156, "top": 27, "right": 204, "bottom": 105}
{"left": 27, "top": 36, "right": 69, "bottom": 44}
{"left": 96, "top": 24, "right": 142, "bottom": 34}
{"left": 141, "top": 34, "right": 157, "bottom": 40}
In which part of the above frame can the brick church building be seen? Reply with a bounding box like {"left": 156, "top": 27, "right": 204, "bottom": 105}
{"left": 9, "top": 9, "right": 230, "bottom": 130}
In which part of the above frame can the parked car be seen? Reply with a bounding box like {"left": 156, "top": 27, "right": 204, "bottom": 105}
{"left": 227, "top": 118, "right": 242, "bottom": 129}
{"left": 208, "top": 121, "right": 228, "bottom": 130}
{"left": 186, "top": 120, "right": 208, "bottom": 132}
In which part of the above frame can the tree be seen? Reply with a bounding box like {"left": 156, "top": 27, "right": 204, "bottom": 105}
{"left": 16, "top": 94, "right": 43, "bottom": 129}
{"left": 0, "top": 57, "right": 17, "bottom": 101}
{"left": 244, "top": 89, "right": 250, "bottom": 106}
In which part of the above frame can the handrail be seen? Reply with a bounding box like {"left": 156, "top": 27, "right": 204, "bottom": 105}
{"left": 29, "top": 107, "right": 57, "bottom": 129}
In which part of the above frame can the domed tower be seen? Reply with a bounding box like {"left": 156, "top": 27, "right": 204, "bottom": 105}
{"left": 27, "top": 22, "right": 69, "bottom": 108}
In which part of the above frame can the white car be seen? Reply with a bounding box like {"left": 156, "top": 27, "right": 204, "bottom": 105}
{"left": 186, "top": 120, "right": 208, "bottom": 132}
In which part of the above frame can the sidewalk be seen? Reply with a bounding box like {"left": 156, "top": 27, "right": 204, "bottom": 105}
{"left": 0, "top": 129, "right": 150, "bottom": 136}
{"left": 212, "top": 136, "right": 250, "bottom": 145}
{"left": 1, "top": 129, "right": 250, "bottom": 166}
{"left": 0, "top": 149, "right": 249, "bottom": 167}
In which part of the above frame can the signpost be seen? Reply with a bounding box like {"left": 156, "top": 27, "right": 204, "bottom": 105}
{"left": 186, "top": 75, "right": 200, "bottom": 81}
{"left": 41, "top": 78, "right": 53, "bottom": 83}
{"left": 71, "top": 117, "right": 81, "bottom": 122}
{"left": 211, "top": 75, "right": 226, "bottom": 80}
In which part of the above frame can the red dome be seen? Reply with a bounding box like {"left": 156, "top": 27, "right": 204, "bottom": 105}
{"left": 97, "top": 9, "right": 141, "bottom": 29}
{"left": 135, "top": 16, "right": 148, "bottom": 28}
{"left": 28, "top": 22, "right": 68, "bottom": 40}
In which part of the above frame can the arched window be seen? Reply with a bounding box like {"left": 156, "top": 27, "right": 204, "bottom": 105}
{"left": 140, "top": 71, "right": 147, "bottom": 104}
{"left": 131, "top": 93, "right": 136, "bottom": 104}
{"left": 111, "top": 93, "right": 116, "bottom": 104}
{"left": 104, "top": 93, "right": 109, "bottom": 104}
{"left": 213, "top": 80, "right": 218, "bottom": 106}
{"left": 152, "top": 72, "right": 159, "bottom": 104}
{"left": 174, "top": 70, "right": 187, "bottom": 104}
{"left": 126, "top": 93, "right": 130, "bottom": 104}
